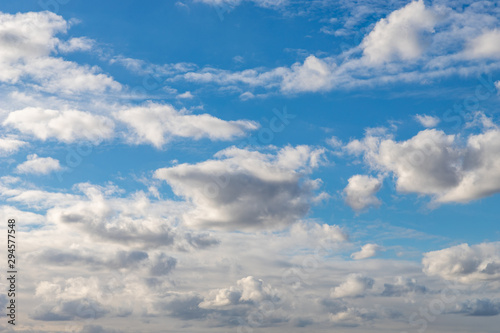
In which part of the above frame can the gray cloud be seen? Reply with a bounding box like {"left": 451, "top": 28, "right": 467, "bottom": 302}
{"left": 155, "top": 145, "right": 326, "bottom": 230}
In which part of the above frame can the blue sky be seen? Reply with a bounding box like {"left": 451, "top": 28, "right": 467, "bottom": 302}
{"left": 0, "top": 0, "right": 500, "bottom": 332}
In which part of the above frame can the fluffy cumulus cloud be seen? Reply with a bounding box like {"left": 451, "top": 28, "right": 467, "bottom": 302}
{"left": 155, "top": 145, "right": 326, "bottom": 230}
{"left": 414, "top": 114, "right": 440, "bottom": 128}
{"left": 361, "top": 0, "right": 437, "bottom": 64}
{"left": 330, "top": 274, "right": 374, "bottom": 298}
{"left": 351, "top": 243, "right": 382, "bottom": 260}
{"left": 200, "top": 276, "right": 279, "bottom": 308}
{"left": 3, "top": 107, "right": 115, "bottom": 143}
{"left": 281, "top": 56, "right": 335, "bottom": 93}
{"left": 114, "top": 103, "right": 259, "bottom": 148}
{"left": 343, "top": 175, "right": 382, "bottom": 212}
{"left": 345, "top": 122, "right": 500, "bottom": 204}
{"left": 15, "top": 154, "right": 62, "bottom": 175}
{"left": 0, "top": 181, "right": 218, "bottom": 249}
{"left": 423, "top": 242, "right": 500, "bottom": 284}
{"left": 0, "top": 11, "right": 120, "bottom": 93}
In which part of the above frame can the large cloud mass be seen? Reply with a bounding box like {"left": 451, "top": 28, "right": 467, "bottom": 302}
{"left": 155, "top": 145, "right": 326, "bottom": 230}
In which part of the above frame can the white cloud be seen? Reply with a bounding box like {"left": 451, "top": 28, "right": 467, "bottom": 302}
{"left": 155, "top": 145, "right": 326, "bottom": 230}
{"left": 200, "top": 276, "right": 278, "bottom": 308}
{"left": 16, "top": 154, "right": 62, "bottom": 175}
{"left": 0, "top": 135, "right": 27, "bottom": 155}
{"left": 57, "top": 37, "right": 94, "bottom": 53}
{"left": 414, "top": 114, "right": 440, "bottom": 128}
{"left": 177, "top": 91, "right": 194, "bottom": 99}
{"left": 3, "top": 107, "right": 115, "bottom": 143}
{"left": 465, "top": 29, "right": 500, "bottom": 59}
{"left": 343, "top": 175, "right": 382, "bottom": 212}
{"left": 114, "top": 103, "right": 258, "bottom": 148}
{"left": 346, "top": 124, "right": 500, "bottom": 204}
{"left": 362, "top": 0, "right": 437, "bottom": 64}
{"left": 0, "top": 11, "right": 120, "bottom": 93}
{"left": 423, "top": 242, "right": 500, "bottom": 284}
{"left": 331, "top": 274, "right": 374, "bottom": 298}
{"left": 351, "top": 243, "right": 382, "bottom": 260}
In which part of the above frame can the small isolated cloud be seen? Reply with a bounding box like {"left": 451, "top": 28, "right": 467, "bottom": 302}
{"left": 3, "top": 107, "right": 115, "bottom": 143}
{"left": 351, "top": 243, "right": 382, "bottom": 260}
{"left": 177, "top": 91, "right": 194, "bottom": 99}
{"left": 343, "top": 175, "right": 382, "bottom": 212}
{"left": 423, "top": 242, "right": 500, "bottom": 284}
{"left": 362, "top": 0, "right": 437, "bottom": 64}
{"left": 155, "top": 145, "right": 326, "bottom": 230}
{"left": 281, "top": 55, "right": 334, "bottom": 93}
{"left": 114, "top": 103, "right": 258, "bottom": 148}
{"left": 16, "top": 154, "right": 62, "bottom": 175}
{"left": 465, "top": 29, "right": 500, "bottom": 59}
{"left": 331, "top": 274, "right": 374, "bottom": 298}
{"left": 414, "top": 114, "right": 440, "bottom": 128}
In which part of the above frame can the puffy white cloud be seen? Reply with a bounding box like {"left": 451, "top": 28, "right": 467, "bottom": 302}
{"left": 114, "top": 103, "right": 258, "bottom": 148}
{"left": 414, "top": 114, "right": 440, "bottom": 128}
{"left": 3, "top": 107, "right": 115, "bottom": 143}
{"left": 362, "top": 0, "right": 437, "bottom": 64}
{"left": 0, "top": 11, "right": 120, "bottom": 93}
{"left": 423, "top": 242, "right": 500, "bottom": 283}
{"left": 200, "top": 276, "right": 279, "bottom": 308}
{"left": 330, "top": 274, "right": 374, "bottom": 298}
{"left": 465, "top": 29, "right": 500, "bottom": 59}
{"left": 15, "top": 154, "right": 62, "bottom": 175}
{"left": 154, "top": 145, "right": 326, "bottom": 230}
{"left": 281, "top": 56, "right": 335, "bottom": 93}
{"left": 381, "top": 276, "right": 427, "bottom": 297}
{"left": 343, "top": 175, "right": 382, "bottom": 212}
{"left": 289, "top": 221, "right": 348, "bottom": 243}
{"left": 0, "top": 135, "right": 27, "bottom": 155}
{"left": 351, "top": 243, "right": 382, "bottom": 260}
{"left": 346, "top": 124, "right": 500, "bottom": 203}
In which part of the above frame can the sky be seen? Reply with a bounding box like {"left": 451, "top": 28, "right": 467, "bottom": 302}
{"left": 0, "top": 0, "right": 500, "bottom": 332}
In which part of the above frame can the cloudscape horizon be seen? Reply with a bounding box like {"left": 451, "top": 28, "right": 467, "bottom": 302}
{"left": 0, "top": 1, "right": 499, "bottom": 332}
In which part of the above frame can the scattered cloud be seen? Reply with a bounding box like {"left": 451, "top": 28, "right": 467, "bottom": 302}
{"left": 345, "top": 123, "right": 500, "bottom": 204}
{"left": 15, "top": 154, "right": 63, "bottom": 175}
{"left": 343, "top": 175, "right": 382, "bottom": 212}
{"left": 414, "top": 114, "right": 440, "bottom": 128}
{"left": 465, "top": 29, "right": 500, "bottom": 59}
{"left": 361, "top": 0, "right": 437, "bottom": 64}
{"left": 114, "top": 103, "right": 258, "bottom": 148}
{"left": 423, "top": 242, "right": 500, "bottom": 284}
{"left": 155, "top": 145, "right": 326, "bottom": 230}
{"left": 330, "top": 274, "right": 374, "bottom": 298}
{"left": 3, "top": 107, "right": 115, "bottom": 143}
{"left": 351, "top": 243, "right": 382, "bottom": 260}
{"left": 0, "top": 135, "right": 27, "bottom": 155}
